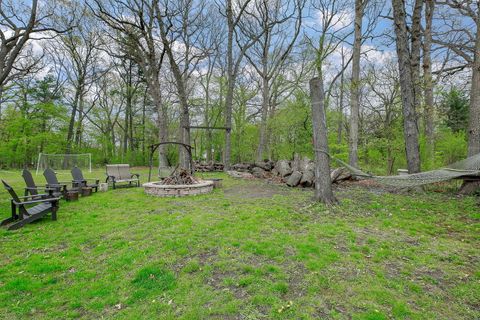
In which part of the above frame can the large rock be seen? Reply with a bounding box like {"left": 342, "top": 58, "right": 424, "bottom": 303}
{"left": 299, "top": 157, "right": 313, "bottom": 173}
{"left": 252, "top": 167, "right": 266, "bottom": 178}
{"left": 232, "top": 163, "right": 252, "bottom": 172}
{"left": 275, "top": 160, "right": 292, "bottom": 177}
{"left": 255, "top": 160, "right": 273, "bottom": 171}
{"left": 286, "top": 171, "right": 302, "bottom": 187}
{"left": 300, "top": 169, "right": 314, "bottom": 187}
{"left": 291, "top": 154, "right": 301, "bottom": 172}
{"left": 271, "top": 168, "right": 279, "bottom": 176}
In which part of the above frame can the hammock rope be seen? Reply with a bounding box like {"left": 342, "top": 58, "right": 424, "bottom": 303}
{"left": 332, "top": 153, "right": 480, "bottom": 187}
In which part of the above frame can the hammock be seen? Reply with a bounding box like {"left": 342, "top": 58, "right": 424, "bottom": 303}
{"left": 334, "top": 153, "right": 480, "bottom": 187}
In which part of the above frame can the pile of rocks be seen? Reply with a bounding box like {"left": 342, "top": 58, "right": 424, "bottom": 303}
{"left": 228, "top": 156, "right": 352, "bottom": 188}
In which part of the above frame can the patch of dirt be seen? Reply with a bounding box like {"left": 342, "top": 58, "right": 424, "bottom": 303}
{"left": 223, "top": 181, "right": 290, "bottom": 199}
{"left": 412, "top": 266, "right": 448, "bottom": 291}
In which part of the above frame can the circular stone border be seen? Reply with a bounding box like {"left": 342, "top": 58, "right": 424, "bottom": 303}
{"left": 143, "top": 180, "right": 214, "bottom": 197}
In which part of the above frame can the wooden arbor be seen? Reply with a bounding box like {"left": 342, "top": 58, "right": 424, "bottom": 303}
{"left": 148, "top": 142, "right": 194, "bottom": 182}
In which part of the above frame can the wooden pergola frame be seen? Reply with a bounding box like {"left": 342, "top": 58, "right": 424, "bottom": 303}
{"left": 185, "top": 125, "right": 231, "bottom": 132}
{"left": 147, "top": 142, "right": 194, "bottom": 182}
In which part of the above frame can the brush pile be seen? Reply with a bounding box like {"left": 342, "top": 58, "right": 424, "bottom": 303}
{"left": 161, "top": 167, "right": 199, "bottom": 185}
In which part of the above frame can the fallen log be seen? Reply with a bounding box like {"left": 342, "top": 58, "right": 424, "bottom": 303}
{"left": 286, "top": 171, "right": 302, "bottom": 187}
{"left": 330, "top": 167, "right": 352, "bottom": 183}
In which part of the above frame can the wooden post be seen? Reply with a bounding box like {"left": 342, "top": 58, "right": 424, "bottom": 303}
{"left": 310, "top": 77, "right": 337, "bottom": 205}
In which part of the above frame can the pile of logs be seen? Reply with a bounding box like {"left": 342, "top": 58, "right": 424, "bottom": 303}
{"left": 162, "top": 168, "right": 199, "bottom": 185}
{"left": 194, "top": 161, "right": 224, "bottom": 172}
{"left": 227, "top": 155, "right": 352, "bottom": 188}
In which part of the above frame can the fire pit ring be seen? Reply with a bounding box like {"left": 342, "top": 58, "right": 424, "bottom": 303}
{"left": 143, "top": 180, "right": 214, "bottom": 197}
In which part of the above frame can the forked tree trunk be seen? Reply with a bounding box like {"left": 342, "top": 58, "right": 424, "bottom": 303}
{"left": 157, "top": 12, "right": 191, "bottom": 171}
{"left": 392, "top": 0, "right": 421, "bottom": 173}
{"left": 310, "top": 77, "right": 337, "bottom": 205}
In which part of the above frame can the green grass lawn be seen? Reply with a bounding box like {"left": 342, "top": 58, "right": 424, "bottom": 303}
{"left": 0, "top": 168, "right": 478, "bottom": 319}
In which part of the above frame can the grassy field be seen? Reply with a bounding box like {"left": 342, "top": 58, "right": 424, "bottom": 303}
{"left": 0, "top": 168, "right": 478, "bottom": 319}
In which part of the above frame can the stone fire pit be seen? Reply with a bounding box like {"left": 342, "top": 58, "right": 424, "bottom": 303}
{"left": 143, "top": 180, "right": 214, "bottom": 197}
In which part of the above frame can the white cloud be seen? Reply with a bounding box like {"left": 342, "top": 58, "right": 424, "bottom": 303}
{"left": 315, "top": 9, "right": 353, "bottom": 31}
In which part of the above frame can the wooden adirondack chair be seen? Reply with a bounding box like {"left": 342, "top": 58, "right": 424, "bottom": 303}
{"left": 22, "top": 169, "right": 61, "bottom": 198}
{"left": 43, "top": 168, "right": 78, "bottom": 197}
{"left": 106, "top": 164, "right": 140, "bottom": 189}
{"left": 71, "top": 166, "right": 99, "bottom": 192}
{"left": 1, "top": 180, "right": 60, "bottom": 230}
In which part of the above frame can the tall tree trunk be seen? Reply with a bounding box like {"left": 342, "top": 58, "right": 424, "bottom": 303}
{"left": 157, "top": 15, "right": 191, "bottom": 170}
{"left": 410, "top": 0, "right": 424, "bottom": 103}
{"left": 148, "top": 77, "right": 168, "bottom": 168}
{"left": 460, "top": 6, "right": 480, "bottom": 194}
{"left": 224, "top": 0, "right": 234, "bottom": 170}
{"left": 349, "top": 0, "right": 363, "bottom": 167}
{"left": 256, "top": 26, "right": 271, "bottom": 163}
{"left": 205, "top": 77, "right": 213, "bottom": 162}
{"left": 66, "top": 89, "right": 80, "bottom": 154}
{"left": 124, "top": 92, "right": 131, "bottom": 157}
{"left": 468, "top": 8, "right": 480, "bottom": 157}
{"left": 142, "top": 92, "right": 146, "bottom": 164}
{"left": 257, "top": 72, "right": 269, "bottom": 162}
{"left": 310, "top": 76, "right": 337, "bottom": 205}
{"left": 423, "top": 0, "right": 435, "bottom": 163}
{"left": 392, "top": 0, "right": 421, "bottom": 173}
{"left": 337, "top": 53, "right": 345, "bottom": 144}
{"left": 75, "top": 92, "right": 85, "bottom": 147}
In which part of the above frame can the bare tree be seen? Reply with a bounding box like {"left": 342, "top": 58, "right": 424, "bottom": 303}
{"left": 436, "top": 0, "right": 480, "bottom": 157}
{"left": 0, "top": 0, "right": 67, "bottom": 89}
{"left": 240, "top": 0, "right": 304, "bottom": 162}
{"left": 219, "top": 0, "right": 255, "bottom": 170}
{"left": 363, "top": 60, "right": 401, "bottom": 174}
{"left": 48, "top": 3, "right": 105, "bottom": 152}
{"left": 155, "top": 0, "right": 213, "bottom": 169}
{"left": 90, "top": 0, "right": 169, "bottom": 167}
{"left": 434, "top": 1, "right": 480, "bottom": 192}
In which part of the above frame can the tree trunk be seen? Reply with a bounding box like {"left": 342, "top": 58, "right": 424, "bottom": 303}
{"left": 468, "top": 9, "right": 480, "bottom": 157}
{"left": 65, "top": 89, "right": 80, "bottom": 154}
{"left": 157, "top": 15, "right": 191, "bottom": 170}
{"left": 124, "top": 92, "right": 131, "bottom": 157}
{"left": 423, "top": 0, "right": 435, "bottom": 164}
{"left": 337, "top": 54, "right": 345, "bottom": 144}
{"left": 148, "top": 77, "right": 168, "bottom": 168}
{"left": 349, "top": 0, "right": 363, "bottom": 167}
{"left": 224, "top": 0, "right": 234, "bottom": 171}
{"left": 75, "top": 91, "right": 85, "bottom": 147}
{"left": 392, "top": 0, "right": 421, "bottom": 173}
{"left": 460, "top": 7, "right": 480, "bottom": 194}
{"left": 310, "top": 76, "right": 337, "bottom": 205}
{"left": 256, "top": 71, "right": 269, "bottom": 162}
